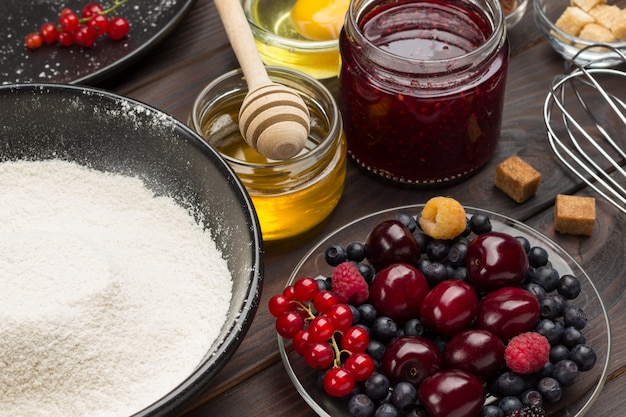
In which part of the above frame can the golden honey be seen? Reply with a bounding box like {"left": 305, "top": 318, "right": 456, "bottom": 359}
{"left": 190, "top": 67, "right": 346, "bottom": 241}
{"left": 242, "top": 0, "right": 341, "bottom": 79}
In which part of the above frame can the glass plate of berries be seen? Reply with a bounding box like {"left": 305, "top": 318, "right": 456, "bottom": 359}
{"left": 272, "top": 198, "right": 611, "bottom": 417}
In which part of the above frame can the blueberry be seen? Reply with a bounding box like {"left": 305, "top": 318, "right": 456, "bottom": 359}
{"left": 391, "top": 382, "right": 417, "bottom": 410}
{"left": 412, "top": 231, "right": 430, "bottom": 254}
{"left": 395, "top": 212, "right": 417, "bottom": 232}
{"left": 561, "top": 326, "right": 586, "bottom": 348}
{"left": 405, "top": 407, "right": 428, "bottom": 417}
{"left": 448, "top": 241, "right": 468, "bottom": 267}
{"left": 325, "top": 244, "right": 348, "bottom": 266}
{"left": 536, "top": 318, "right": 565, "bottom": 345}
{"left": 347, "top": 241, "right": 367, "bottom": 262}
{"left": 426, "top": 239, "right": 449, "bottom": 261}
{"left": 316, "top": 277, "right": 331, "bottom": 291}
{"left": 481, "top": 405, "right": 504, "bottom": 417}
{"left": 532, "top": 265, "right": 560, "bottom": 292}
{"left": 528, "top": 246, "right": 549, "bottom": 268}
{"left": 357, "top": 262, "right": 375, "bottom": 284}
{"left": 549, "top": 344, "right": 570, "bottom": 363}
{"left": 422, "top": 261, "right": 448, "bottom": 287}
{"left": 375, "top": 402, "right": 400, "bottom": 417}
{"left": 523, "top": 282, "right": 547, "bottom": 300}
{"left": 348, "top": 393, "right": 375, "bottom": 417}
{"left": 552, "top": 359, "right": 579, "bottom": 386}
{"left": 563, "top": 305, "right": 587, "bottom": 329}
{"left": 364, "top": 372, "right": 391, "bottom": 401}
{"left": 520, "top": 389, "right": 544, "bottom": 408}
{"left": 416, "top": 258, "right": 431, "bottom": 274}
{"left": 367, "top": 339, "right": 386, "bottom": 362}
{"left": 497, "top": 371, "right": 526, "bottom": 396}
{"left": 403, "top": 318, "right": 425, "bottom": 337}
{"left": 536, "top": 377, "right": 562, "bottom": 403}
{"left": 349, "top": 304, "right": 361, "bottom": 325}
{"left": 447, "top": 265, "right": 468, "bottom": 281}
{"left": 539, "top": 297, "right": 562, "bottom": 320}
{"left": 515, "top": 236, "right": 531, "bottom": 253}
{"left": 557, "top": 274, "right": 582, "bottom": 299}
{"left": 498, "top": 396, "right": 523, "bottom": 414}
{"left": 535, "top": 361, "right": 554, "bottom": 379}
{"left": 371, "top": 316, "right": 398, "bottom": 343}
{"left": 569, "top": 344, "right": 597, "bottom": 371}
{"left": 469, "top": 212, "right": 492, "bottom": 234}
{"left": 358, "top": 304, "right": 378, "bottom": 325}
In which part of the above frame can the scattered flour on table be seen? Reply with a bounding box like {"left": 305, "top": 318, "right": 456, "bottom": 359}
{"left": 0, "top": 159, "right": 233, "bottom": 417}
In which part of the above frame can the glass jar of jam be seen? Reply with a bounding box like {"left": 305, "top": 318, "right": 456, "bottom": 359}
{"left": 339, "top": 0, "right": 509, "bottom": 185}
{"left": 190, "top": 67, "right": 347, "bottom": 241}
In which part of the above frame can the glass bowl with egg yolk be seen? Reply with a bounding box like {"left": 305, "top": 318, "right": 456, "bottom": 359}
{"left": 242, "top": 0, "right": 348, "bottom": 79}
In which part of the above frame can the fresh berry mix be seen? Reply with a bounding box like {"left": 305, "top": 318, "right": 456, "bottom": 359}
{"left": 25, "top": 1, "right": 130, "bottom": 50}
{"left": 271, "top": 197, "right": 598, "bottom": 417}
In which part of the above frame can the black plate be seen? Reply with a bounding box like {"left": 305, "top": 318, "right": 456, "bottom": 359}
{"left": 0, "top": 0, "right": 195, "bottom": 86}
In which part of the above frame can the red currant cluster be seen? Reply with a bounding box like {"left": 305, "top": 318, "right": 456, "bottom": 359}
{"left": 269, "top": 277, "right": 376, "bottom": 397}
{"left": 25, "top": 1, "right": 130, "bottom": 50}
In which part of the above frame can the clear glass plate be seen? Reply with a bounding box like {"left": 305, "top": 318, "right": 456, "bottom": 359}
{"left": 278, "top": 205, "right": 611, "bottom": 417}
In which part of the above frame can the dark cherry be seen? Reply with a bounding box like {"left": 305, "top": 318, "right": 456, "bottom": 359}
{"left": 444, "top": 329, "right": 505, "bottom": 380}
{"left": 476, "top": 286, "right": 540, "bottom": 341}
{"left": 369, "top": 263, "right": 430, "bottom": 323}
{"left": 380, "top": 336, "right": 443, "bottom": 387}
{"left": 466, "top": 231, "right": 529, "bottom": 291}
{"left": 365, "top": 220, "right": 420, "bottom": 270}
{"left": 418, "top": 369, "right": 485, "bottom": 417}
{"left": 419, "top": 280, "right": 478, "bottom": 337}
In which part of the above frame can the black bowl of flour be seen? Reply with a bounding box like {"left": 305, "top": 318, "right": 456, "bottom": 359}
{"left": 0, "top": 84, "right": 263, "bottom": 416}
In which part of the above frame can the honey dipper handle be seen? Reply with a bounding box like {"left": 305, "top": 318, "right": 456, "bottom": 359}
{"left": 214, "top": 0, "right": 271, "bottom": 91}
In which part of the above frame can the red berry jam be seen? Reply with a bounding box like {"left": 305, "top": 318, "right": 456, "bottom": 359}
{"left": 339, "top": 0, "right": 509, "bottom": 185}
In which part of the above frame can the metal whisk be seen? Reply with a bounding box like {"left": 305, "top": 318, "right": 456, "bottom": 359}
{"left": 544, "top": 45, "right": 626, "bottom": 214}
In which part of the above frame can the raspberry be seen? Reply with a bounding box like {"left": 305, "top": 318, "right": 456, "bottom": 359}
{"left": 505, "top": 331, "right": 550, "bottom": 374}
{"left": 419, "top": 196, "right": 467, "bottom": 240}
{"left": 331, "top": 262, "right": 369, "bottom": 305}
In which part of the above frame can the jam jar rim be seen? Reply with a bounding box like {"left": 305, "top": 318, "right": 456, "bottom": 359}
{"left": 191, "top": 66, "right": 343, "bottom": 170}
{"left": 242, "top": 0, "right": 340, "bottom": 51}
{"left": 344, "top": 0, "right": 506, "bottom": 73}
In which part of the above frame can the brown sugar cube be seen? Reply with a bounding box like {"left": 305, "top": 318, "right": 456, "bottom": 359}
{"left": 571, "top": 0, "right": 605, "bottom": 13}
{"left": 554, "top": 194, "right": 596, "bottom": 236}
{"left": 588, "top": 4, "right": 621, "bottom": 28}
{"left": 556, "top": 6, "right": 596, "bottom": 36}
{"left": 494, "top": 155, "right": 542, "bottom": 203}
{"left": 578, "top": 22, "right": 618, "bottom": 42}
{"left": 610, "top": 9, "right": 626, "bottom": 40}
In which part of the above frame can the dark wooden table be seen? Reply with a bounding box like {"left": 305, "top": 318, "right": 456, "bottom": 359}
{"left": 98, "top": 1, "right": 626, "bottom": 415}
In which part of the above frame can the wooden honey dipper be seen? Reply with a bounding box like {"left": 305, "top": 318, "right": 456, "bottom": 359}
{"left": 214, "top": 0, "right": 310, "bottom": 160}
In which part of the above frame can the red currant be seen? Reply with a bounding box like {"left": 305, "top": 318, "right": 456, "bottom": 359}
{"left": 268, "top": 294, "right": 292, "bottom": 318}
{"left": 275, "top": 311, "right": 305, "bottom": 339}
{"left": 309, "top": 315, "right": 335, "bottom": 343}
{"left": 344, "top": 352, "right": 375, "bottom": 381}
{"left": 58, "top": 31, "right": 74, "bottom": 47}
{"left": 60, "top": 7, "right": 75, "bottom": 16}
{"left": 88, "top": 14, "right": 110, "bottom": 36}
{"left": 74, "top": 25, "right": 97, "bottom": 47}
{"left": 39, "top": 22, "right": 59, "bottom": 44}
{"left": 25, "top": 33, "right": 43, "bottom": 50}
{"left": 323, "top": 367, "right": 355, "bottom": 397}
{"left": 108, "top": 16, "right": 130, "bottom": 41}
{"left": 304, "top": 342, "right": 334, "bottom": 369}
{"left": 294, "top": 277, "right": 319, "bottom": 302}
{"left": 340, "top": 326, "right": 370, "bottom": 353}
{"left": 82, "top": 3, "right": 104, "bottom": 18}
{"left": 59, "top": 12, "right": 80, "bottom": 33}
{"left": 292, "top": 330, "right": 312, "bottom": 355}
{"left": 313, "top": 290, "right": 338, "bottom": 314}
{"left": 282, "top": 285, "right": 296, "bottom": 300}
{"left": 327, "top": 303, "right": 353, "bottom": 332}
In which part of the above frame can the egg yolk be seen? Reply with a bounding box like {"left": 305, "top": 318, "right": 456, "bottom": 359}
{"left": 290, "top": 0, "right": 350, "bottom": 41}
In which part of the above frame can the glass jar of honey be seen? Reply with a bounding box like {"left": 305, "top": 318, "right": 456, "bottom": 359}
{"left": 339, "top": 0, "right": 509, "bottom": 185}
{"left": 190, "top": 67, "right": 347, "bottom": 241}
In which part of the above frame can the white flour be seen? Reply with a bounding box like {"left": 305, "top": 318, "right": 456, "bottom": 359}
{"left": 0, "top": 159, "right": 233, "bottom": 417}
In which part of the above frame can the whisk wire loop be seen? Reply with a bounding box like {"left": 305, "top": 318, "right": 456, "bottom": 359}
{"left": 544, "top": 44, "right": 626, "bottom": 214}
